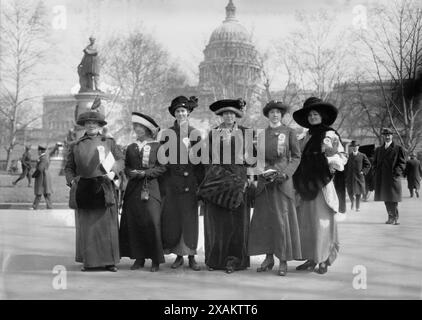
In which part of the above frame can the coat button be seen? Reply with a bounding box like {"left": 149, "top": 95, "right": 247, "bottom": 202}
{"left": 184, "top": 172, "right": 189, "bottom": 176}
{"left": 185, "top": 187, "right": 189, "bottom": 192}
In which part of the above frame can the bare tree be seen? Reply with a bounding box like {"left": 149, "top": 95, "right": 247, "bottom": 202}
{"left": 101, "top": 30, "right": 190, "bottom": 137}
{"left": 355, "top": 0, "right": 422, "bottom": 153}
{"left": 260, "top": 10, "right": 355, "bottom": 133}
{"left": 0, "top": 0, "right": 50, "bottom": 170}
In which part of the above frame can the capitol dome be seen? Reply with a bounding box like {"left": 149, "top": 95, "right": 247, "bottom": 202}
{"left": 198, "top": 0, "right": 262, "bottom": 109}
{"left": 209, "top": 3, "right": 251, "bottom": 44}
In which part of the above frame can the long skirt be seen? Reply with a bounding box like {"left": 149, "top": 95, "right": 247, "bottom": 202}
{"left": 297, "top": 190, "right": 339, "bottom": 265}
{"left": 204, "top": 200, "right": 250, "bottom": 270}
{"left": 75, "top": 206, "right": 120, "bottom": 267}
{"left": 119, "top": 195, "right": 165, "bottom": 264}
{"left": 248, "top": 184, "right": 302, "bottom": 261}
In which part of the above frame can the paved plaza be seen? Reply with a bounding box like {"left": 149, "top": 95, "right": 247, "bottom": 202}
{"left": 1, "top": 193, "right": 421, "bottom": 300}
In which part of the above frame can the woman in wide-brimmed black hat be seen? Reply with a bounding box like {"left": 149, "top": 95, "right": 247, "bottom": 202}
{"left": 119, "top": 112, "right": 167, "bottom": 272}
{"left": 198, "top": 98, "right": 252, "bottom": 274}
{"left": 248, "top": 101, "right": 302, "bottom": 276}
{"left": 64, "top": 107, "right": 124, "bottom": 272}
{"left": 292, "top": 97, "right": 347, "bottom": 274}
{"left": 160, "top": 96, "right": 204, "bottom": 271}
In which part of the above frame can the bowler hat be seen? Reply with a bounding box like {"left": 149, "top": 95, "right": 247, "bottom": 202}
{"left": 209, "top": 98, "right": 246, "bottom": 118}
{"left": 263, "top": 100, "right": 290, "bottom": 117}
{"left": 76, "top": 111, "right": 107, "bottom": 126}
{"left": 350, "top": 140, "right": 360, "bottom": 147}
{"left": 381, "top": 128, "right": 394, "bottom": 135}
{"left": 132, "top": 112, "right": 160, "bottom": 134}
{"left": 168, "top": 96, "right": 198, "bottom": 117}
{"left": 292, "top": 97, "right": 338, "bottom": 128}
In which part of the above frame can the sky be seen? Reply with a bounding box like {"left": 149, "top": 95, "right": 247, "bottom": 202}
{"left": 10, "top": 0, "right": 385, "bottom": 94}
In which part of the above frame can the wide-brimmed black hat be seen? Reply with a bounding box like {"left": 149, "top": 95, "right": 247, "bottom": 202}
{"left": 209, "top": 98, "right": 246, "bottom": 118}
{"left": 76, "top": 111, "right": 107, "bottom": 126}
{"left": 381, "top": 128, "right": 394, "bottom": 135}
{"left": 38, "top": 144, "right": 47, "bottom": 151}
{"left": 168, "top": 96, "right": 198, "bottom": 117}
{"left": 131, "top": 112, "right": 160, "bottom": 134}
{"left": 263, "top": 100, "right": 289, "bottom": 117}
{"left": 350, "top": 140, "right": 360, "bottom": 147}
{"left": 292, "top": 97, "right": 338, "bottom": 128}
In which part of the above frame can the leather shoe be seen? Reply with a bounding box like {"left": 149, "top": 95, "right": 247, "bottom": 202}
{"left": 393, "top": 220, "right": 400, "bottom": 225}
{"left": 225, "top": 266, "right": 234, "bottom": 274}
{"left": 188, "top": 256, "right": 200, "bottom": 271}
{"left": 257, "top": 258, "right": 274, "bottom": 272}
{"left": 207, "top": 265, "right": 215, "bottom": 271}
{"left": 385, "top": 218, "right": 393, "bottom": 224}
{"left": 315, "top": 262, "right": 328, "bottom": 274}
{"left": 171, "top": 256, "right": 184, "bottom": 269}
{"left": 131, "top": 258, "right": 145, "bottom": 270}
{"left": 278, "top": 261, "right": 287, "bottom": 276}
{"left": 296, "top": 260, "right": 316, "bottom": 271}
{"left": 105, "top": 265, "right": 118, "bottom": 272}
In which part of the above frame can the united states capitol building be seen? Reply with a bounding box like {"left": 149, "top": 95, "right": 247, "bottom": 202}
{"left": 31, "top": 0, "right": 264, "bottom": 148}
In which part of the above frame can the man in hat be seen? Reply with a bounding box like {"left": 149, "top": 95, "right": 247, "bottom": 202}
{"left": 404, "top": 153, "right": 422, "bottom": 198}
{"left": 345, "top": 141, "right": 371, "bottom": 212}
{"left": 373, "top": 128, "right": 406, "bottom": 225}
{"left": 31, "top": 144, "right": 53, "bottom": 210}
{"left": 12, "top": 145, "right": 33, "bottom": 187}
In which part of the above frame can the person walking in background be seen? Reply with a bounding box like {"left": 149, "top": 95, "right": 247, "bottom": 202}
{"left": 13, "top": 145, "right": 32, "bottom": 187}
{"left": 292, "top": 97, "right": 347, "bottom": 274}
{"left": 31, "top": 144, "right": 53, "bottom": 210}
{"left": 161, "top": 96, "right": 204, "bottom": 271}
{"left": 119, "top": 112, "right": 166, "bottom": 272}
{"left": 65, "top": 109, "right": 124, "bottom": 272}
{"left": 345, "top": 140, "right": 371, "bottom": 212}
{"left": 404, "top": 153, "right": 422, "bottom": 198}
{"left": 248, "top": 101, "right": 302, "bottom": 276}
{"left": 373, "top": 128, "right": 406, "bottom": 225}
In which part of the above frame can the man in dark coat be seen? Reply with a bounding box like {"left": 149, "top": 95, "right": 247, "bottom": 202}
{"left": 345, "top": 141, "right": 371, "bottom": 212}
{"left": 404, "top": 153, "right": 422, "bottom": 198}
{"left": 373, "top": 128, "right": 406, "bottom": 225}
{"left": 13, "top": 145, "right": 32, "bottom": 187}
{"left": 31, "top": 144, "right": 53, "bottom": 210}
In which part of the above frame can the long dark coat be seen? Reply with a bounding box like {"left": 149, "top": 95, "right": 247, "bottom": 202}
{"left": 203, "top": 123, "right": 252, "bottom": 270}
{"left": 65, "top": 133, "right": 124, "bottom": 268}
{"left": 34, "top": 153, "right": 52, "bottom": 195}
{"left": 404, "top": 158, "right": 422, "bottom": 190}
{"left": 345, "top": 152, "right": 371, "bottom": 196}
{"left": 119, "top": 141, "right": 166, "bottom": 263}
{"left": 373, "top": 142, "right": 406, "bottom": 202}
{"left": 248, "top": 125, "right": 302, "bottom": 261}
{"left": 160, "top": 121, "right": 204, "bottom": 251}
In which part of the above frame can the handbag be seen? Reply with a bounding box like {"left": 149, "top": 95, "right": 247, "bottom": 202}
{"left": 197, "top": 165, "right": 247, "bottom": 210}
{"left": 140, "top": 178, "right": 149, "bottom": 201}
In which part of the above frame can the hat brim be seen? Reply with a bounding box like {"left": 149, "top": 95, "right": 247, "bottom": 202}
{"left": 214, "top": 107, "right": 243, "bottom": 118}
{"left": 293, "top": 102, "right": 337, "bottom": 128}
{"left": 263, "top": 104, "right": 289, "bottom": 117}
{"left": 76, "top": 119, "right": 107, "bottom": 126}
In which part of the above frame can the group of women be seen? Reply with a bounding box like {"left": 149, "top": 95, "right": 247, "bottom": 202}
{"left": 64, "top": 95, "right": 347, "bottom": 276}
